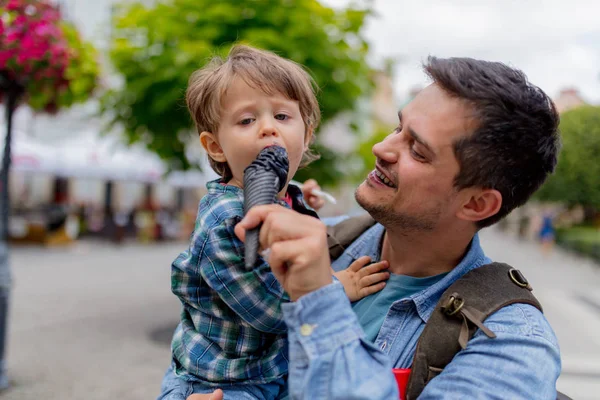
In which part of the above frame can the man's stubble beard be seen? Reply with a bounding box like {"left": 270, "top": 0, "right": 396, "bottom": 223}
{"left": 354, "top": 184, "right": 442, "bottom": 233}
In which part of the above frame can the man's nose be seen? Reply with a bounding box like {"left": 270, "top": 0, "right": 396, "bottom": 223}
{"left": 259, "top": 118, "right": 279, "bottom": 138}
{"left": 372, "top": 136, "right": 399, "bottom": 164}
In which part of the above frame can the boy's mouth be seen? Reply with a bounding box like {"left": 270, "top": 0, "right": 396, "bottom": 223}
{"left": 262, "top": 143, "right": 286, "bottom": 155}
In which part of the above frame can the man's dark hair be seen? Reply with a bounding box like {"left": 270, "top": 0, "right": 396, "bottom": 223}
{"left": 424, "top": 56, "right": 561, "bottom": 228}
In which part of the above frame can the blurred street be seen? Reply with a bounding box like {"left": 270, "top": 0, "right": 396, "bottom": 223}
{"left": 2, "top": 240, "right": 180, "bottom": 400}
{"left": 0, "top": 227, "right": 598, "bottom": 399}
{"left": 482, "top": 228, "right": 600, "bottom": 400}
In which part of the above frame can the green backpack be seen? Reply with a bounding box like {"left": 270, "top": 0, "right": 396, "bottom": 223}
{"left": 326, "top": 215, "right": 571, "bottom": 400}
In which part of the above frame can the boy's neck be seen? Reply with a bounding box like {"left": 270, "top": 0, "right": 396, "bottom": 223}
{"left": 226, "top": 177, "right": 243, "bottom": 188}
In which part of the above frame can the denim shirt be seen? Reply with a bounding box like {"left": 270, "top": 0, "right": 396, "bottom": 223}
{"left": 281, "top": 223, "right": 561, "bottom": 399}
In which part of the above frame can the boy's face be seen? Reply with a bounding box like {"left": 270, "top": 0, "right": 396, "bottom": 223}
{"left": 200, "top": 77, "right": 311, "bottom": 191}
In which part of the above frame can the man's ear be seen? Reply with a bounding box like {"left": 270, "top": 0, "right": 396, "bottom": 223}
{"left": 303, "top": 127, "right": 314, "bottom": 151}
{"left": 200, "top": 131, "right": 227, "bottom": 162}
{"left": 457, "top": 188, "right": 502, "bottom": 223}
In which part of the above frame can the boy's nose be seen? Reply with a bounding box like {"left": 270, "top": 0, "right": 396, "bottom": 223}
{"left": 259, "top": 119, "right": 279, "bottom": 138}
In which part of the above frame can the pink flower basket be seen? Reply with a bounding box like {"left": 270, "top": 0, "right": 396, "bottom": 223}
{"left": 0, "top": 0, "right": 73, "bottom": 112}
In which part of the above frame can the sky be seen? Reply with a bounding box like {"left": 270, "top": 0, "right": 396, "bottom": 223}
{"left": 323, "top": 0, "right": 600, "bottom": 104}
{"left": 62, "top": 0, "right": 600, "bottom": 104}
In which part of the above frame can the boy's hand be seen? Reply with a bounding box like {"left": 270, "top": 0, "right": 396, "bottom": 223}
{"left": 334, "top": 256, "right": 389, "bottom": 302}
{"left": 301, "top": 179, "right": 326, "bottom": 211}
{"left": 187, "top": 389, "right": 223, "bottom": 400}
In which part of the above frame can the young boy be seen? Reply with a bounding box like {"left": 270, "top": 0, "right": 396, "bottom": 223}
{"left": 160, "top": 45, "right": 389, "bottom": 400}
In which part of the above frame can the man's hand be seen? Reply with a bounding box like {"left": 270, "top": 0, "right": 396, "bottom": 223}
{"left": 235, "top": 204, "right": 333, "bottom": 301}
{"left": 301, "top": 179, "right": 326, "bottom": 211}
{"left": 186, "top": 389, "right": 223, "bottom": 400}
{"left": 334, "top": 256, "right": 389, "bottom": 302}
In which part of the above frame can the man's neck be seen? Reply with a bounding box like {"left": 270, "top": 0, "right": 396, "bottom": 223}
{"left": 380, "top": 224, "right": 475, "bottom": 277}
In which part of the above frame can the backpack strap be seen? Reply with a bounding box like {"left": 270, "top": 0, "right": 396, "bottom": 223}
{"left": 405, "top": 262, "right": 543, "bottom": 400}
{"left": 326, "top": 214, "right": 376, "bottom": 260}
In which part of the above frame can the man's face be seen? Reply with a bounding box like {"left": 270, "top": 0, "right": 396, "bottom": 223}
{"left": 355, "top": 84, "right": 477, "bottom": 231}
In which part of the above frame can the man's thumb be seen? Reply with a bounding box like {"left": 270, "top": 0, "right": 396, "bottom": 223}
{"left": 210, "top": 389, "right": 224, "bottom": 400}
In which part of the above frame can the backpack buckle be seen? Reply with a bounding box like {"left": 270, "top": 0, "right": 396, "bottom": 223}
{"left": 508, "top": 268, "right": 532, "bottom": 291}
{"left": 442, "top": 294, "right": 464, "bottom": 316}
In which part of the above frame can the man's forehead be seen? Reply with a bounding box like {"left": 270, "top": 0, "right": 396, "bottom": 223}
{"left": 403, "top": 84, "right": 476, "bottom": 144}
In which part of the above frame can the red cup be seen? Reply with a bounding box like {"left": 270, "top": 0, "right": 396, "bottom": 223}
{"left": 392, "top": 368, "right": 411, "bottom": 400}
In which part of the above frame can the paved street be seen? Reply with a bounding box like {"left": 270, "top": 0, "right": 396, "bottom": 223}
{"left": 481, "top": 228, "right": 600, "bottom": 400}
{"left": 0, "top": 227, "right": 598, "bottom": 399}
{"left": 2, "top": 240, "right": 181, "bottom": 400}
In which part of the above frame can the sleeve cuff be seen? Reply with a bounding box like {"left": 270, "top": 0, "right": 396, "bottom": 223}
{"left": 282, "top": 282, "right": 365, "bottom": 359}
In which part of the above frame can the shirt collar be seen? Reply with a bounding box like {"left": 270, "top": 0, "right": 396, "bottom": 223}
{"left": 206, "top": 178, "right": 244, "bottom": 198}
{"left": 346, "top": 223, "right": 386, "bottom": 262}
{"left": 343, "top": 222, "right": 490, "bottom": 322}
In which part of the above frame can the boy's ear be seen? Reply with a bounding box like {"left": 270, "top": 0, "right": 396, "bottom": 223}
{"left": 200, "top": 131, "right": 227, "bottom": 162}
{"left": 304, "top": 127, "right": 314, "bottom": 151}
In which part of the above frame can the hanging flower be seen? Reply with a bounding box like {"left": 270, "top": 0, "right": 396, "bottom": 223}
{"left": 0, "top": 0, "right": 99, "bottom": 113}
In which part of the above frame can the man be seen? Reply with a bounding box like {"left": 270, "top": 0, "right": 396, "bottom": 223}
{"left": 189, "top": 56, "right": 562, "bottom": 399}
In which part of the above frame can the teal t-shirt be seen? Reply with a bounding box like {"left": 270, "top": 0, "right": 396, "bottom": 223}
{"left": 352, "top": 272, "right": 448, "bottom": 343}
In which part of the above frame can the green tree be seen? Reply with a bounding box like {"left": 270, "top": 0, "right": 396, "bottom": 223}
{"left": 352, "top": 122, "right": 392, "bottom": 182}
{"left": 537, "top": 106, "right": 600, "bottom": 221}
{"left": 104, "top": 0, "right": 374, "bottom": 186}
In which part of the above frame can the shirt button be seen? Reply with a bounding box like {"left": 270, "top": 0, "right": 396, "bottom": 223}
{"left": 381, "top": 341, "right": 387, "bottom": 351}
{"left": 300, "top": 324, "right": 316, "bottom": 336}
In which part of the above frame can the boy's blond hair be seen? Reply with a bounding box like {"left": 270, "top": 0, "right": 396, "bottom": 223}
{"left": 186, "top": 45, "right": 321, "bottom": 180}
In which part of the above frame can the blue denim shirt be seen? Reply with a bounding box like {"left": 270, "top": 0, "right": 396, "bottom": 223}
{"left": 281, "top": 223, "right": 561, "bottom": 399}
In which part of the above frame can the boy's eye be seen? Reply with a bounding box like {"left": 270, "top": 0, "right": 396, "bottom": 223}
{"left": 274, "top": 114, "right": 288, "bottom": 121}
{"left": 393, "top": 123, "right": 402, "bottom": 133}
{"left": 240, "top": 118, "right": 254, "bottom": 125}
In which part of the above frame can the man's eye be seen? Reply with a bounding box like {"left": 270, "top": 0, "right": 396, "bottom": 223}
{"left": 410, "top": 147, "right": 426, "bottom": 161}
{"left": 240, "top": 118, "right": 254, "bottom": 125}
{"left": 393, "top": 124, "right": 402, "bottom": 133}
{"left": 275, "top": 114, "right": 288, "bottom": 121}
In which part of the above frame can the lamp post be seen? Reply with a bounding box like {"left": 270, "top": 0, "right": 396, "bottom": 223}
{"left": 0, "top": 71, "right": 25, "bottom": 389}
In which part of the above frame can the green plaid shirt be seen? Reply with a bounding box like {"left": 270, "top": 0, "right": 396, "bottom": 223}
{"left": 171, "top": 179, "right": 317, "bottom": 385}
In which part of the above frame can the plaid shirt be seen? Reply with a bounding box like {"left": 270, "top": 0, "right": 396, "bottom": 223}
{"left": 171, "top": 179, "right": 317, "bottom": 385}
